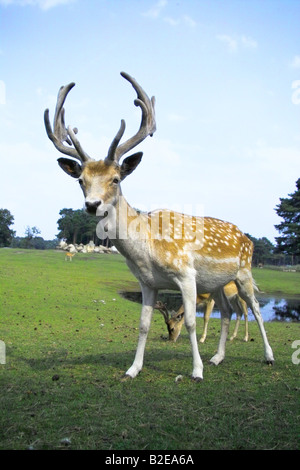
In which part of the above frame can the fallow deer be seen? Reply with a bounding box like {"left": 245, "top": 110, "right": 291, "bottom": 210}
{"left": 44, "top": 72, "right": 274, "bottom": 381}
{"left": 65, "top": 252, "right": 76, "bottom": 262}
{"left": 155, "top": 281, "right": 249, "bottom": 343}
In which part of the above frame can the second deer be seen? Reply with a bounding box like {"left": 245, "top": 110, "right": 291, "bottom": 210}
{"left": 155, "top": 281, "right": 249, "bottom": 343}
{"left": 65, "top": 252, "right": 76, "bottom": 262}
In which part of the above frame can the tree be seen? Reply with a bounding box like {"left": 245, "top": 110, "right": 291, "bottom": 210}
{"left": 10, "top": 235, "right": 58, "bottom": 250}
{"left": 56, "top": 208, "right": 99, "bottom": 244}
{"left": 245, "top": 234, "right": 276, "bottom": 266}
{"left": 275, "top": 178, "right": 300, "bottom": 263}
{"left": 0, "top": 209, "right": 15, "bottom": 247}
{"left": 24, "top": 226, "right": 41, "bottom": 248}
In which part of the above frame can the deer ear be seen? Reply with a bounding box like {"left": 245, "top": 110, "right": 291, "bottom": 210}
{"left": 58, "top": 158, "right": 82, "bottom": 178}
{"left": 120, "top": 152, "right": 143, "bottom": 181}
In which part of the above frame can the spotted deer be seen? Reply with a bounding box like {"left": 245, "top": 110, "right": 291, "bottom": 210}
{"left": 44, "top": 72, "right": 274, "bottom": 381}
{"left": 155, "top": 281, "right": 249, "bottom": 343}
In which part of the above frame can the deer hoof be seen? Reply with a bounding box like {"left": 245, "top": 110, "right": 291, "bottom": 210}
{"left": 191, "top": 376, "right": 203, "bottom": 383}
{"left": 120, "top": 374, "right": 133, "bottom": 382}
{"left": 266, "top": 360, "right": 274, "bottom": 366}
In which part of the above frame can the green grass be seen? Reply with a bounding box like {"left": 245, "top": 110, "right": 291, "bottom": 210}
{"left": 0, "top": 249, "right": 299, "bottom": 450}
{"left": 252, "top": 267, "right": 300, "bottom": 296}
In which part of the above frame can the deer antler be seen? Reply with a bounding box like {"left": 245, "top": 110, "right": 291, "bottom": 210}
{"left": 154, "top": 301, "right": 170, "bottom": 324}
{"left": 44, "top": 82, "right": 92, "bottom": 163}
{"left": 106, "top": 72, "right": 156, "bottom": 163}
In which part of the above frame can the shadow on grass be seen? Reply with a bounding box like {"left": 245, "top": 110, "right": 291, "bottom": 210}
{"left": 21, "top": 347, "right": 190, "bottom": 371}
{"left": 18, "top": 345, "right": 268, "bottom": 381}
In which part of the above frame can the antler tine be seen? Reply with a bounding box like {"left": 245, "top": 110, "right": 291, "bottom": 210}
{"left": 106, "top": 72, "right": 156, "bottom": 163}
{"left": 106, "top": 119, "right": 126, "bottom": 161}
{"left": 154, "top": 301, "right": 170, "bottom": 324}
{"left": 44, "top": 82, "right": 92, "bottom": 163}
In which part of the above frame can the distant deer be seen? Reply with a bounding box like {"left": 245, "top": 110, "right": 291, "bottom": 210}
{"left": 44, "top": 72, "right": 274, "bottom": 381}
{"left": 65, "top": 252, "right": 76, "bottom": 262}
{"left": 155, "top": 281, "right": 249, "bottom": 343}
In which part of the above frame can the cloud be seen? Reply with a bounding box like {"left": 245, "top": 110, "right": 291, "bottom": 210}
{"left": 0, "top": 0, "right": 76, "bottom": 9}
{"left": 183, "top": 15, "right": 196, "bottom": 28}
{"left": 241, "top": 35, "right": 258, "bottom": 49}
{"left": 216, "top": 34, "right": 238, "bottom": 53}
{"left": 164, "top": 16, "right": 179, "bottom": 26}
{"left": 142, "top": 1, "right": 196, "bottom": 29}
{"left": 290, "top": 55, "right": 300, "bottom": 69}
{"left": 217, "top": 34, "right": 258, "bottom": 53}
{"left": 164, "top": 14, "right": 196, "bottom": 28}
{"left": 142, "top": 0, "right": 167, "bottom": 19}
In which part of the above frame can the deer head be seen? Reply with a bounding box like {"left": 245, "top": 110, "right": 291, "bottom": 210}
{"left": 154, "top": 301, "right": 185, "bottom": 342}
{"left": 44, "top": 72, "right": 156, "bottom": 215}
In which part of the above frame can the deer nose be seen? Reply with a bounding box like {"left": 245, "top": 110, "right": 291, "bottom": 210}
{"left": 85, "top": 199, "right": 102, "bottom": 214}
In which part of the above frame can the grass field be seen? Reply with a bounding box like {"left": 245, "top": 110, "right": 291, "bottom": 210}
{"left": 252, "top": 267, "right": 300, "bottom": 296}
{"left": 0, "top": 249, "right": 299, "bottom": 450}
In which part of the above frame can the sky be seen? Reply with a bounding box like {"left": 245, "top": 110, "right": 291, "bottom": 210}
{"left": 0, "top": 0, "right": 299, "bottom": 244}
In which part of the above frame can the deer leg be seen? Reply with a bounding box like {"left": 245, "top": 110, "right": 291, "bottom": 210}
{"left": 125, "top": 283, "right": 157, "bottom": 379}
{"left": 239, "top": 298, "right": 249, "bottom": 342}
{"left": 180, "top": 280, "right": 203, "bottom": 381}
{"left": 244, "top": 307, "right": 249, "bottom": 342}
{"left": 210, "top": 289, "right": 233, "bottom": 365}
{"left": 229, "top": 296, "right": 249, "bottom": 341}
{"left": 199, "top": 298, "right": 215, "bottom": 343}
{"left": 228, "top": 296, "right": 241, "bottom": 341}
{"left": 235, "top": 273, "right": 274, "bottom": 364}
{"left": 229, "top": 314, "right": 241, "bottom": 341}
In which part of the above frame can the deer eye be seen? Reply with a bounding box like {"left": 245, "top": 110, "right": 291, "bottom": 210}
{"left": 112, "top": 177, "right": 120, "bottom": 184}
{"left": 78, "top": 178, "right": 83, "bottom": 186}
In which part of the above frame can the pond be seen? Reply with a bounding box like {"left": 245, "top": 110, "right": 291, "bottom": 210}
{"left": 120, "top": 291, "right": 300, "bottom": 322}
{"left": 248, "top": 293, "right": 300, "bottom": 322}
{"left": 198, "top": 293, "right": 300, "bottom": 322}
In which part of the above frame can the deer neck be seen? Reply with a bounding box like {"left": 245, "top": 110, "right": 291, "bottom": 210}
{"left": 108, "top": 194, "right": 148, "bottom": 258}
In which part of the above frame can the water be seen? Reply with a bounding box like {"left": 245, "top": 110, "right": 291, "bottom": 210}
{"left": 120, "top": 291, "right": 300, "bottom": 322}
{"left": 199, "top": 293, "right": 300, "bottom": 322}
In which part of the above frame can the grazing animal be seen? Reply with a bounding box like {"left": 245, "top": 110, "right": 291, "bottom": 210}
{"left": 155, "top": 281, "right": 249, "bottom": 343}
{"left": 44, "top": 72, "right": 274, "bottom": 381}
{"left": 65, "top": 252, "right": 76, "bottom": 262}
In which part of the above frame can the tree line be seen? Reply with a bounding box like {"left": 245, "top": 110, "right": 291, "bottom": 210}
{"left": 0, "top": 208, "right": 109, "bottom": 250}
{"left": 0, "top": 178, "right": 299, "bottom": 265}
